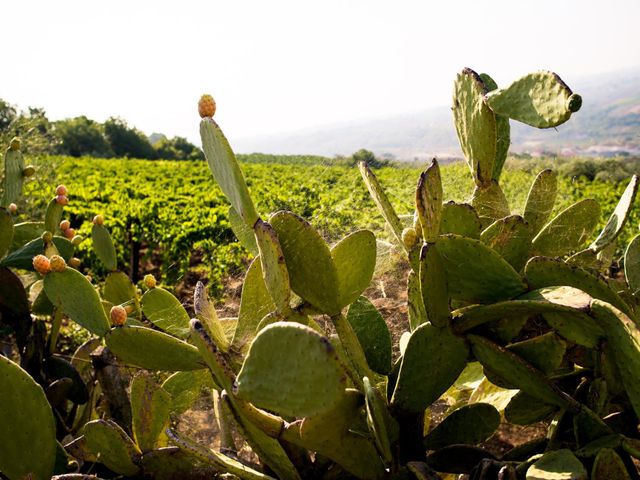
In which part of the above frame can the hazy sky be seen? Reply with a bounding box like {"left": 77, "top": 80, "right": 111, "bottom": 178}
{"left": 2, "top": 0, "right": 639, "bottom": 145}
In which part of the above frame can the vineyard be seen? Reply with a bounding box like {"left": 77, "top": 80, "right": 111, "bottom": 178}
{"left": 17, "top": 154, "right": 638, "bottom": 298}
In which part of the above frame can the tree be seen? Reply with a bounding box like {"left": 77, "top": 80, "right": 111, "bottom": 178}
{"left": 153, "top": 135, "right": 203, "bottom": 160}
{"left": 54, "top": 116, "right": 113, "bottom": 157}
{"left": 350, "top": 148, "right": 390, "bottom": 168}
{"left": 104, "top": 117, "right": 157, "bottom": 159}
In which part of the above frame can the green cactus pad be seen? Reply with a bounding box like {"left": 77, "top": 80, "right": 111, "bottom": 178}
{"left": 236, "top": 322, "right": 347, "bottom": 417}
{"left": 44, "top": 355, "right": 89, "bottom": 404}
{"left": 415, "top": 160, "right": 443, "bottom": 242}
{"left": 1, "top": 236, "right": 72, "bottom": 270}
{"left": 480, "top": 73, "right": 511, "bottom": 181}
{"left": 523, "top": 169, "right": 558, "bottom": 235}
{"left": 131, "top": 372, "right": 171, "bottom": 453}
{"left": 525, "top": 256, "right": 633, "bottom": 318}
{"left": 407, "top": 270, "right": 427, "bottom": 330}
{"left": 359, "top": 161, "right": 405, "bottom": 249}
{"left": 575, "top": 435, "right": 622, "bottom": 458}
{"left": 193, "top": 281, "right": 229, "bottom": 351}
{"left": 526, "top": 449, "right": 587, "bottom": 480}
{"left": 624, "top": 234, "right": 640, "bottom": 294}
{"left": 162, "top": 370, "right": 216, "bottom": 414}
{"left": 141, "top": 287, "right": 191, "bottom": 339}
{"left": 592, "top": 448, "right": 630, "bottom": 480}
{"left": 104, "top": 271, "right": 139, "bottom": 315}
{"left": 437, "top": 235, "right": 527, "bottom": 303}
{"left": 44, "top": 267, "right": 111, "bottom": 336}
{"left": 391, "top": 324, "right": 467, "bottom": 413}
{"left": 424, "top": 403, "right": 499, "bottom": 450}
{"left": 531, "top": 199, "right": 601, "bottom": 256}
{"left": 141, "top": 446, "right": 217, "bottom": 480}
{"left": 440, "top": 202, "right": 482, "bottom": 239}
{"left": 419, "top": 243, "right": 449, "bottom": 328}
{"left": 0, "top": 355, "right": 56, "bottom": 480}
{"left": 503, "top": 438, "right": 548, "bottom": 461}
{"left": 426, "top": 445, "right": 497, "bottom": 474}
{"left": 254, "top": 219, "right": 291, "bottom": 313}
{"left": 505, "top": 392, "right": 557, "bottom": 425}
{"left": 507, "top": 332, "right": 566, "bottom": 375}
{"left": 44, "top": 198, "right": 64, "bottom": 234}
{"left": 590, "top": 300, "right": 640, "bottom": 419}
{"left": 295, "top": 389, "right": 385, "bottom": 479}
{"left": 1, "top": 146, "right": 25, "bottom": 206}
{"left": 468, "top": 334, "right": 570, "bottom": 408}
{"left": 480, "top": 215, "right": 532, "bottom": 271}
{"left": 347, "top": 296, "right": 392, "bottom": 375}
{"left": 82, "top": 419, "right": 141, "bottom": 476}
{"left": 232, "top": 258, "right": 275, "bottom": 353}
{"left": 166, "top": 429, "right": 276, "bottom": 480}
{"left": 363, "top": 377, "right": 398, "bottom": 464}
{"left": 200, "top": 118, "right": 259, "bottom": 226}
{"left": 229, "top": 205, "right": 259, "bottom": 255}
{"left": 573, "top": 410, "right": 612, "bottom": 448}
{"left": 270, "top": 211, "right": 340, "bottom": 315}
{"left": 453, "top": 68, "right": 497, "bottom": 186}
{"left": 10, "top": 221, "right": 44, "bottom": 249}
{"left": 105, "top": 326, "right": 205, "bottom": 371}
{"left": 91, "top": 223, "right": 117, "bottom": 271}
{"left": 0, "top": 209, "right": 13, "bottom": 259}
{"left": 590, "top": 175, "right": 638, "bottom": 252}
{"left": 485, "top": 72, "right": 581, "bottom": 128}
{"left": 471, "top": 182, "right": 510, "bottom": 225}
{"left": 331, "top": 230, "right": 376, "bottom": 308}
{"left": 0, "top": 267, "right": 31, "bottom": 347}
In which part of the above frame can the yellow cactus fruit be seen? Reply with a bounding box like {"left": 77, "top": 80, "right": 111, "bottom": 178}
{"left": 402, "top": 227, "right": 418, "bottom": 250}
{"left": 42, "top": 231, "right": 53, "bottom": 243}
{"left": 71, "top": 235, "right": 83, "bottom": 246}
{"left": 9, "top": 137, "right": 20, "bottom": 151}
{"left": 144, "top": 274, "right": 157, "bottom": 289}
{"left": 59, "top": 220, "right": 71, "bottom": 231}
{"left": 93, "top": 214, "right": 104, "bottom": 226}
{"left": 8, "top": 203, "right": 17, "bottom": 214}
{"left": 49, "top": 255, "right": 67, "bottom": 273}
{"left": 68, "top": 257, "right": 81, "bottom": 269}
{"left": 23, "top": 165, "right": 36, "bottom": 177}
{"left": 110, "top": 305, "right": 127, "bottom": 326}
{"left": 33, "top": 255, "right": 51, "bottom": 275}
{"left": 198, "top": 94, "right": 216, "bottom": 118}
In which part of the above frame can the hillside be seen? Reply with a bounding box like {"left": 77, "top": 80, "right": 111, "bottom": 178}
{"left": 233, "top": 67, "right": 640, "bottom": 160}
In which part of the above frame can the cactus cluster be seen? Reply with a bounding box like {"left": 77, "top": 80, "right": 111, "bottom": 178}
{"left": 2, "top": 68, "right": 640, "bottom": 480}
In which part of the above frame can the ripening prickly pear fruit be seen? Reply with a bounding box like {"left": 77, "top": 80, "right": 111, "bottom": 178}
{"left": 55, "top": 195, "right": 68, "bottom": 206}
{"left": 68, "top": 257, "right": 81, "bottom": 268}
{"left": 402, "top": 227, "right": 418, "bottom": 249}
{"left": 93, "top": 214, "right": 104, "bottom": 225}
{"left": 42, "top": 231, "right": 53, "bottom": 243}
{"left": 59, "top": 220, "right": 70, "bottom": 231}
{"left": 33, "top": 255, "right": 51, "bottom": 275}
{"left": 64, "top": 227, "right": 76, "bottom": 240}
{"left": 71, "top": 235, "right": 83, "bottom": 246}
{"left": 55, "top": 185, "right": 67, "bottom": 196}
{"left": 49, "top": 255, "right": 66, "bottom": 273}
{"left": 9, "top": 137, "right": 20, "bottom": 150}
{"left": 110, "top": 305, "right": 127, "bottom": 326}
{"left": 198, "top": 94, "right": 216, "bottom": 118}
{"left": 8, "top": 203, "right": 17, "bottom": 214}
{"left": 144, "top": 274, "right": 157, "bottom": 289}
{"left": 23, "top": 165, "right": 35, "bottom": 177}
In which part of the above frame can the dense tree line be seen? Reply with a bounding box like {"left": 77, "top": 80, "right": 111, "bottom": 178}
{"left": 0, "top": 98, "right": 204, "bottom": 160}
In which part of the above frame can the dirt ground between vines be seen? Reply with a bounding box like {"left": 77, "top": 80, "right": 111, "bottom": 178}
{"left": 174, "top": 256, "right": 546, "bottom": 460}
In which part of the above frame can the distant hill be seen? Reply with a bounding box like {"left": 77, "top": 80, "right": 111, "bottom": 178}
{"left": 233, "top": 67, "right": 640, "bottom": 160}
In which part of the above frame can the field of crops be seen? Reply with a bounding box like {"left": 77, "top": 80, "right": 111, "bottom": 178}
{"left": 19, "top": 154, "right": 639, "bottom": 297}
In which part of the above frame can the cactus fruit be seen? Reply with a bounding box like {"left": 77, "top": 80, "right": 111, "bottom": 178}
{"left": 59, "top": 219, "right": 70, "bottom": 231}
{"left": 402, "top": 227, "right": 418, "bottom": 249}
{"left": 64, "top": 227, "right": 76, "bottom": 240}
{"left": 55, "top": 185, "right": 67, "bottom": 196}
{"left": 55, "top": 194, "right": 68, "bottom": 205}
{"left": 33, "top": 254, "right": 51, "bottom": 275}
{"left": 22, "top": 165, "right": 35, "bottom": 177}
{"left": 144, "top": 273, "right": 157, "bottom": 289}
{"left": 68, "top": 257, "right": 81, "bottom": 269}
{"left": 42, "top": 231, "right": 53, "bottom": 243}
{"left": 8, "top": 202, "right": 17, "bottom": 214}
{"left": 9, "top": 137, "right": 20, "bottom": 150}
{"left": 198, "top": 94, "right": 216, "bottom": 118}
{"left": 92, "top": 214, "right": 104, "bottom": 225}
{"left": 71, "top": 234, "right": 83, "bottom": 246}
{"left": 49, "top": 254, "right": 67, "bottom": 273}
{"left": 110, "top": 305, "right": 127, "bottom": 326}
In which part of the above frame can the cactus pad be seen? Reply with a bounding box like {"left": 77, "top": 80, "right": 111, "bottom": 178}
{"left": 363, "top": 376, "right": 398, "bottom": 463}
{"left": 105, "top": 326, "right": 205, "bottom": 371}
{"left": 452, "top": 68, "right": 497, "bottom": 186}
{"left": 44, "top": 198, "right": 64, "bottom": 234}
{"left": 505, "top": 392, "right": 557, "bottom": 425}
{"left": 624, "top": 234, "right": 640, "bottom": 294}
{"left": 419, "top": 243, "right": 449, "bottom": 328}
{"left": 526, "top": 449, "right": 587, "bottom": 480}
{"left": 131, "top": 372, "right": 171, "bottom": 453}
{"left": 437, "top": 235, "right": 527, "bottom": 303}
{"left": 1, "top": 145, "right": 25, "bottom": 206}
{"left": 471, "top": 182, "right": 510, "bottom": 225}
{"left": 0, "top": 209, "right": 13, "bottom": 259}
{"left": 507, "top": 332, "right": 566, "bottom": 374}
{"left": 141, "top": 287, "right": 191, "bottom": 339}
{"left": 407, "top": 270, "right": 427, "bottom": 330}
{"left": 590, "top": 175, "right": 638, "bottom": 252}
{"left": 480, "top": 215, "right": 532, "bottom": 271}
{"left": 254, "top": 219, "right": 291, "bottom": 313}
{"left": 423, "top": 403, "right": 499, "bottom": 450}
{"left": 331, "top": 230, "right": 376, "bottom": 308}
{"left": 391, "top": 323, "right": 467, "bottom": 413}
{"left": 485, "top": 71, "right": 581, "bottom": 128}
{"left": 347, "top": 296, "right": 392, "bottom": 375}
{"left": 236, "top": 322, "right": 347, "bottom": 417}
{"left": 82, "top": 419, "right": 141, "bottom": 476}
{"left": 91, "top": 223, "right": 117, "bottom": 270}
{"left": 440, "top": 202, "right": 482, "bottom": 238}
{"left": 592, "top": 448, "right": 630, "bottom": 479}
{"left": 162, "top": 370, "right": 217, "bottom": 414}
{"left": 1, "top": 236, "right": 72, "bottom": 271}
{"left": 0, "top": 355, "right": 56, "bottom": 480}
{"left": 44, "top": 267, "right": 111, "bottom": 336}
{"left": 415, "top": 160, "right": 443, "bottom": 242}
{"left": 200, "top": 118, "right": 259, "bottom": 226}
{"left": 524, "top": 169, "right": 558, "bottom": 235}
{"left": 228, "top": 205, "right": 259, "bottom": 255}
{"left": 270, "top": 211, "right": 340, "bottom": 315}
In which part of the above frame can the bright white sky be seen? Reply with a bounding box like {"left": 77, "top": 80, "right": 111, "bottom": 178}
{"left": 2, "top": 0, "right": 639, "bottom": 146}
